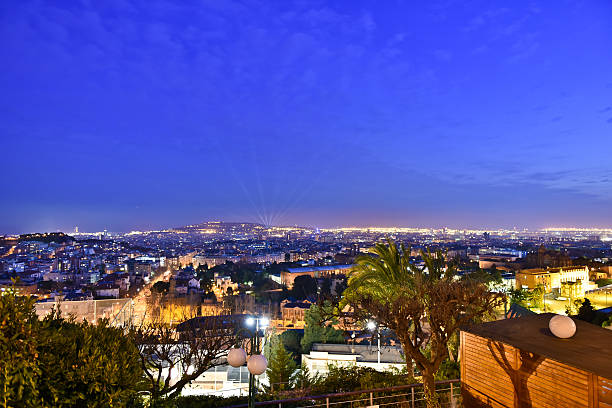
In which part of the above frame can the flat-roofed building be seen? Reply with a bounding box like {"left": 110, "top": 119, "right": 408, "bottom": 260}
{"left": 281, "top": 264, "right": 353, "bottom": 289}
{"left": 302, "top": 343, "right": 406, "bottom": 376}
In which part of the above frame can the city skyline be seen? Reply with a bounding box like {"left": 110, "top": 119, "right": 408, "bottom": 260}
{"left": 2, "top": 1, "right": 612, "bottom": 233}
{"left": 7, "top": 219, "right": 612, "bottom": 236}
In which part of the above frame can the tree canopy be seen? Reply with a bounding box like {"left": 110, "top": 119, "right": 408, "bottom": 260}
{"left": 343, "top": 240, "right": 504, "bottom": 408}
{"left": 152, "top": 281, "right": 170, "bottom": 294}
{"left": 265, "top": 336, "right": 297, "bottom": 394}
{"left": 576, "top": 297, "right": 596, "bottom": 322}
{"left": 290, "top": 275, "right": 318, "bottom": 300}
{"left": 300, "top": 302, "right": 345, "bottom": 353}
{"left": 133, "top": 314, "right": 238, "bottom": 401}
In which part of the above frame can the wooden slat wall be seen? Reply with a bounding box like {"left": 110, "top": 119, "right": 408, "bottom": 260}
{"left": 461, "top": 331, "right": 515, "bottom": 407}
{"left": 599, "top": 377, "right": 612, "bottom": 408}
{"left": 461, "top": 331, "right": 611, "bottom": 408}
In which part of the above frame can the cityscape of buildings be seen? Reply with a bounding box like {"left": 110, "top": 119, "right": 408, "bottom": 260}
{"left": 2, "top": 221, "right": 611, "bottom": 400}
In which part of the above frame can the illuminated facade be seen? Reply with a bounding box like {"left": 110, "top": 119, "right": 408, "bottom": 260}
{"left": 560, "top": 280, "right": 584, "bottom": 299}
{"left": 515, "top": 266, "right": 590, "bottom": 293}
{"left": 280, "top": 299, "right": 311, "bottom": 327}
{"left": 280, "top": 264, "right": 354, "bottom": 289}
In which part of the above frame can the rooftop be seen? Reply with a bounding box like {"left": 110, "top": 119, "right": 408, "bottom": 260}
{"left": 462, "top": 313, "right": 612, "bottom": 379}
{"left": 518, "top": 266, "right": 589, "bottom": 275}
{"left": 309, "top": 343, "right": 405, "bottom": 364}
{"left": 282, "top": 301, "right": 312, "bottom": 309}
{"left": 286, "top": 264, "right": 354, "bottom": 273}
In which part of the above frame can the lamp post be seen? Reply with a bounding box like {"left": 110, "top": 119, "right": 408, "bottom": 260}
{"left": 227, "top": 316, "right": 269, "bottom": 408}
{"left": 367, "top": 320, "right": 381, "bottom": 368}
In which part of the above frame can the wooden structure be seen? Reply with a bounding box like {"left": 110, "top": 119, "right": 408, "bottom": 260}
{"left": 461, "top": 313, "right": 612, "bottom": 407}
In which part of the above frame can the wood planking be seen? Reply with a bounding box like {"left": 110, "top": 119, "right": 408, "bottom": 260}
{"left": 600, "top": 376, "right": 612, "bottom": 406}
{"left": 462, "top": 332, "right": 515, "bottom": 407}
{"left": 460, "top": 331, "right": 603, "bottom": 408}
{"left": 462, "top": 383, "right": 511, "bottom": 408}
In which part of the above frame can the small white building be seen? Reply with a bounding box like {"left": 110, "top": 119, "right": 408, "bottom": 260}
{"left": 95, "top": 284, "right": 120, "bottom": 298}
{"left": 302, "top": 343, "right": 407, "bottom": 377}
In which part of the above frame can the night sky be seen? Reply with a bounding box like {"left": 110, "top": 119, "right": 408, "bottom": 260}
{"left": 1, "top": 1, "right": 612, "bottom": 233}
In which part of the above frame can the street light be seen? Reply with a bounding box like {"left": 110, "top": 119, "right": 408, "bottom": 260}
{"left": 367, "top": 320, "right": 381, "bottom": 367}
{"left": 227, "top": 316, "right": 269, "bottom": 408}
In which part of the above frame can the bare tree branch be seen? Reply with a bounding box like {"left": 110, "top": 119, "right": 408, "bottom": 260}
{"left": 132, "top": 309, "right": 244, "bottom": 402}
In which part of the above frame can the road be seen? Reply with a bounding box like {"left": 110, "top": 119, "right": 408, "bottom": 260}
{"left": 132, "top": 268, "right": 174, "bottom": 325}
{"left": 1, "top": 244, "right": 17, "bottom": 258}
{"left": 530, "top": 289, "right": 612, "bottom": 315}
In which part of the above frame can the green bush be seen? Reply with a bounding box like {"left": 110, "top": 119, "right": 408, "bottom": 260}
{"left": 311, "top": 365, "right": 413, "bottom": 394}
{"left": 596, "top": 278, "right": 612, "bottom": 288}
{"left": 0, "top": 289, "right": 144, "bottom": 408}
{"left": 0, "top": 289, "right": 41, "bottom": 407}
{"left": 435, "top": 359, "right": 460, "bottom": 381}
{"left": 167, "top": 395, "right": 248, "bottom": 408}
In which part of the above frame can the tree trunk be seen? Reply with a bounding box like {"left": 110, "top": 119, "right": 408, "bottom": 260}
{"left": 422, "top": 370, "right": 439, "bottom": 408}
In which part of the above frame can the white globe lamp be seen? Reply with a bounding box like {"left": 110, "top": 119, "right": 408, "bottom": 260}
{"left": 247, "top": 354, "right": 268, "bottom": 375}
{"left": 549, "top": 314, "right": 576, "bottom": 339}
{"left": 227, "top": 347, "right": 247, "bottom": 368}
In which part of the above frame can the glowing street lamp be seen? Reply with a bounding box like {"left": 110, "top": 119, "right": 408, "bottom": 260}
{"left": 247, "top": 354, "right": 267, "bottom": 375}
{"left": 367, "top": 320, "right": 381, "bottom": 367}
{"left": 227, "top": 348, "right": 247, "bottom": 367}
{"left": 227, "top": 316, "right": 269, "bottom": 408}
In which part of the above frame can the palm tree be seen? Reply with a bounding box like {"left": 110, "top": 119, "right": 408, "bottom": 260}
{"left": 343, "top": 239, "right": 503, "bottom": 408}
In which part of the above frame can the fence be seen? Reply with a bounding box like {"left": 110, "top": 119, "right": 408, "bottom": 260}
{"left": 35, "top": 298, "right": 133, "bottom": 325}
{"left": 225, "top": 379, "right": 461, "bottom": 408}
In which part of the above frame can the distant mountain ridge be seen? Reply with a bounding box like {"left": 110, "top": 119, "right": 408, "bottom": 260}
{"left": 171, "top": 221, "right": 267, "bottom": 232}
{"left": 19, "top": 232, "right": 75, "bottom": 244}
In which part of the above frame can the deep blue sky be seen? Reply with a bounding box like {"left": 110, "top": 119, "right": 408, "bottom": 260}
{"left": 1, "top": 0, "right": 612, "bottom": 233}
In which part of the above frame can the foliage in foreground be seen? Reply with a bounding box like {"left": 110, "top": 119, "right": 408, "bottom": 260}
{"left": 0, "top": 289, "right": 143, "bottom": 408}
{"left": 161, "top": 395, "right": 248, "bottom": 408}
